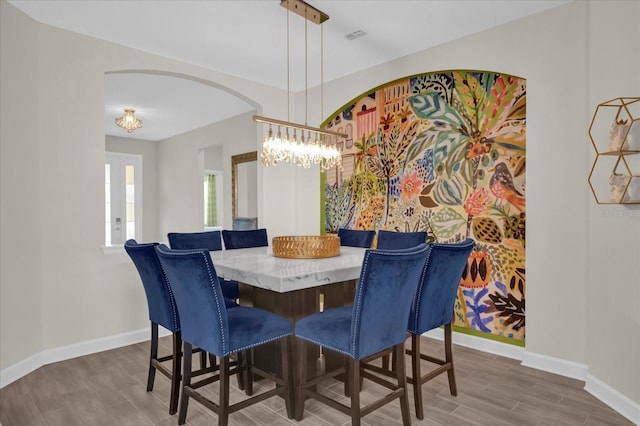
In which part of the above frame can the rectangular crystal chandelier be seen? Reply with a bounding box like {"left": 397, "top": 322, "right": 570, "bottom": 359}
{"left": 253, "top": 0, "right": 346, "bottom": 172}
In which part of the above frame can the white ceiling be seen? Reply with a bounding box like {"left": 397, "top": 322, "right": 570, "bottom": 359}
{"left": 10, "top": 0, "right": 570, "bottom": 141}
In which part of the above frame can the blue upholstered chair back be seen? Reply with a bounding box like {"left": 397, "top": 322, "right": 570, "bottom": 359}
{"left": 167, "top": 231, "right": 223, "bottom": 251}
{"left": 337, "top": 228, "right": 375, "bottom": 248}
{"left": 350, "top": 244, "right": 430, "bottom": 359}
{"left": 155, "top": 245, "right": 231, "bottom": 356}
{"left": 409, "top": 239, "right": 475, "bottom": 335}
{"left": 376, "top": 230, "right": 427, "bottom": 250}
{"left": 124, "top": 240, "right": 179, "bottom": 332}
{"left": 222, "top": 228, "right": 268, "bottom": 249}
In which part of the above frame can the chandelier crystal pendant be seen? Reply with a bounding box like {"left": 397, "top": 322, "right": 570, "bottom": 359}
{"left": 115, "top": 108, "right": 143, "bottom": 133}
{"left": 254, "top": 0, "right": 345, "bottom": 172}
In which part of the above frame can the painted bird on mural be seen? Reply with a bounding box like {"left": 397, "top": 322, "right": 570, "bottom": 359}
{"left": 489, "top": 162, "right": 525, "bottom": 212}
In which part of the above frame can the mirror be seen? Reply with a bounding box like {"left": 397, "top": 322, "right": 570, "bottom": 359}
{"left": 231, "top": 151, "right": 258, "bottom": 221}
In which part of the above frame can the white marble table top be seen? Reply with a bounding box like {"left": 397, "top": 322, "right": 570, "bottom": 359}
{"left": 209, "top": 246, "right": 367, "bottom": 293}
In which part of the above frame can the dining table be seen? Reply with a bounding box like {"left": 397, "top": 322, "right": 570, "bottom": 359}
{"left": 209, "top": 244, "right": 367, "bottom": 403}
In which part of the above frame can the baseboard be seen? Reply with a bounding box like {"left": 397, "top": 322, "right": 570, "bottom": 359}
{"left": 520, "top": 350, "right": 588, "bottom": 381}
{"left": 0, "top": 327, "right": 170, "bottom": 389}
{"left": 585, "top": 373, "right": 640, "bottom": 425}
{"left": 423, "top": 328, "right": 525, "bottom": 361}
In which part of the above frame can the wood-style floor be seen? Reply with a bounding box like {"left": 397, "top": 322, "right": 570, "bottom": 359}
{"left": 0, "top": 335, "right": 633, "bottom": 426}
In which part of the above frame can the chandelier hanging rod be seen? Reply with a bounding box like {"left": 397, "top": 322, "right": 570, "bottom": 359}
{"left": 252, "top": 115, "right": 347, "bottom": 139}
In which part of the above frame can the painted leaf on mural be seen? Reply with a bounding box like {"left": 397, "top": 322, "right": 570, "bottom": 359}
{"left": 430, "top": 207, "right": 466, "bottom": 239}
{"left": 409, "top": 92, "right": 465, "bottom": 128}
{"left": 454, "top": 72, "right": 487, "bottom": 129}
{"left": 419, "top": 181, "right": 438, "bottom": 208}
{"left": 434, "top": 173, "right": 468, "bottom": 206}
{"left": 365, "top": 156, "right": 386, "bottom": 179}
{"left": 403, "top": 130, "right": 436, "bottom": 169}
{"left": 472, "top": 217, "right": 503, "bottom": 243}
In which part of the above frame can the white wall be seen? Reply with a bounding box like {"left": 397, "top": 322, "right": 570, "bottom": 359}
{"left": 585, "top": 1, "right": 640, "bottom": 406}
{"left": 0, "top": 0, "right": 42, "bottom": 375}
{"left": 1, "top": 0, "right": 638, "bottom": 418}
{"left": 203, "top": 145, "right": 223, "bottom": 171}
{"left": 157, "top": 111, "right": 258, "bottom": 233}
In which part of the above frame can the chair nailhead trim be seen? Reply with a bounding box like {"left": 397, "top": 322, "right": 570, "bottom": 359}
{"left": 158, "top": 259, "right": 180, "bottom": 332}
{"left": 411, "top": 249, "right": 432, "bottom": 332}
{"left": 227, "top": 332, "right": 292, "bottom": 357}
{"left": 200, "top": 251, "right": 228, "bottom": 354}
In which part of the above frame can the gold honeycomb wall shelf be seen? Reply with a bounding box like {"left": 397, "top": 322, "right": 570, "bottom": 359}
{"left": 588, "top": 97, "right": 640, "bottom": 204}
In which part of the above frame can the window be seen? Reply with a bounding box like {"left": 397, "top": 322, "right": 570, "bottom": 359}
{"left": 204, "top": 170, "right": 223, "bottom": 230}
{"left": 105, "top": 152, "right": 142, "bottom": 246}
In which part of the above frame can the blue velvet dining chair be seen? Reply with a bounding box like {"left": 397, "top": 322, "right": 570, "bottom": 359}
{"left": 294, "top": 244, "right": 430, "bottom": 426}
{"left": 337, "top": 227, "right": 375, "bottom": 248}
{"left": 376, "top": 229, "right": 427, "bottom": 249}
{"left": 375, "top": 229, "right": 428, "bottom": 370}
{"left": 155, "top": 244, "right": 294, "bottom": 425}
{"left": 168, "top": 230, "right": 223, "bottom": 251}
{"left": 406, "top": 238, "right": 475, "bottom": 419}
{"left": 125, "top": 239, "right": 224, "bottom": 415}
{"left": 167, "top": 230, "right": 239, "bottom": 300}
{"left": 222, "top": 228, "right": 268, "bottom": 249}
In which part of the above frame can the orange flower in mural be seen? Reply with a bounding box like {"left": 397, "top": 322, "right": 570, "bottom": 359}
{"left": 467, "top": 138, "right": 491, "bottom": 159}
{"left": 464, "top": 188, "right": 489, "bottom": 216}
{"left": 399, "top": 171, "right": 423, "bottom": 200}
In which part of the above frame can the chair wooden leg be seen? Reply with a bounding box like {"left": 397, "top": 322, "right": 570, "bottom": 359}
{"left": 245, "top": 349, "right": 254, "bottom": 395}
{"left": 281, "top": 336, "right": 294, "bottom": 419}
{"left": 169, "top": 331, "right": 182, "bottom": 415}
{"left": 394, "top": 342, "right": 409, "bottom": 426}
{"left": 209, "top": 353, "right": 217, "bottom": 368}
{"left": 178, "top": 342, "right": 192, "bottom": 425}
{"left": 147, "top": 322, "right": 158, "bottom": 392}
{"left": 218, "top": 356, "right": 230, "bottom": 426}
{"left": 344, "top": 355, "right": 350, "bottom": 396}
{"left": 294, "top": 338, "right": 307, "bottom": 421}
{"left": 444, "top": 323, "right": 457, "bottom": 396}
{"left": 349, "top": 358, "right": 361, "bottom": 426}
{"left": 236, "top": 351, "right": 246, "bottom": 393}
{"left": 199, "top": 348, "right": 207, "bottom": 370}
{"left": 381, "top": 353, "right": 390, "bottom": 371}
{"left": 411, "top": 333, "right": 424, "bottom": 419}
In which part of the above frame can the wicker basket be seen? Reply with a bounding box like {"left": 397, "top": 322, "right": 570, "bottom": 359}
{"left": 272, "top": 235, "right": 340, "bottom": 259}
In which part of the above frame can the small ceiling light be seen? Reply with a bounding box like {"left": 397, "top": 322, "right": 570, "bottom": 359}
{"left": 115, "top": 108, "right": 143, "bottom": 133}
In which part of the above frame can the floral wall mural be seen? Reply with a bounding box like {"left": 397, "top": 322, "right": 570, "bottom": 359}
{"left": 323, "top": 70, "right": 526, "bottom": 344}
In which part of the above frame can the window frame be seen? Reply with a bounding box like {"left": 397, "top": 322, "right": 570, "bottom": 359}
{"left": 204, "top": 169, "right": 223, "bottom": 230}
{"left": 103, "top": 152, "right": 143, "bottom": 252}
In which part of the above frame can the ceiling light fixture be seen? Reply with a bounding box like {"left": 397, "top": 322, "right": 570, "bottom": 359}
{"left": 253, "top": 0, "right": 346, "bottom": 172}
{"left": 345, "top": 29, "right": 367, "bottom": 40}
{"left": 115, "top": 108, "right": 143, "bottom": 133}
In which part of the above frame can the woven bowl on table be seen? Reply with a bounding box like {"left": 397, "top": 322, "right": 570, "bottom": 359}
{"left": 272, "top": 235, "right": 340, "bottom": 259}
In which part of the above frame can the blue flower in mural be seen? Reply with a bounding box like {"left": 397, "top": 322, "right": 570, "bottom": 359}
{"left": 463, "top": 288, "right": 493, "bottom": 333}
{"left": 415, "top": 149, "right": 434, "bottom": 182}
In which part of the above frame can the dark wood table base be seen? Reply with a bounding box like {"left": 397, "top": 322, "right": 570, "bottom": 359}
{"left": 238, "top": 280, "right": 356, "bottom": 410}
